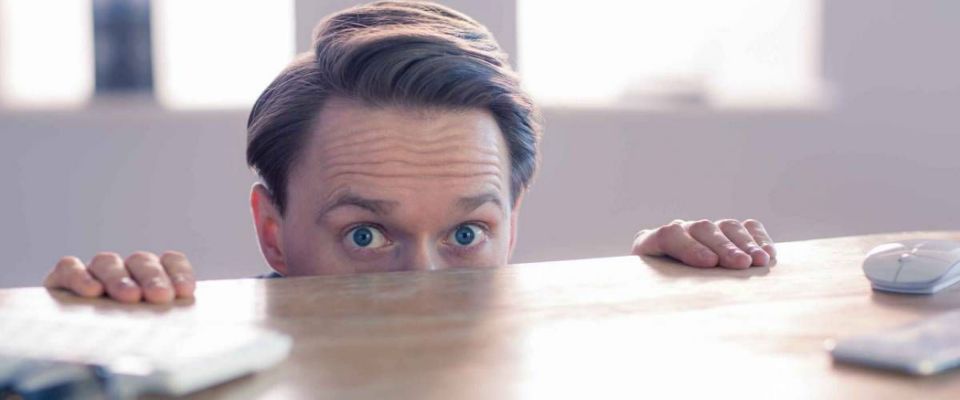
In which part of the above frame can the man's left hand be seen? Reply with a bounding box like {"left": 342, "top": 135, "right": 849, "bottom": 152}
{"left": 632, "top": 219, "right": 776, "bottom": 269}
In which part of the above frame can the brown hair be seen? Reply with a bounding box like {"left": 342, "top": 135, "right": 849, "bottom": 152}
{"left": 246, "top": 1, "right": 541, "bottom": 214}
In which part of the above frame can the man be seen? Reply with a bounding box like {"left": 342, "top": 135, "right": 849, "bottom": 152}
{"left": 43, "top": 1, "right": 777, "bottom": 304}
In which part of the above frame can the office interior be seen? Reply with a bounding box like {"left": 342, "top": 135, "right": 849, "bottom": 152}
{"left": 2, "top": 0, "right": 959, "bottom": 288}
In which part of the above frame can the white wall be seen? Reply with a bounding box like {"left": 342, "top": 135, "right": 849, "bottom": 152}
{"left": 1, "top": 0, "right": 959, "bottom": 287}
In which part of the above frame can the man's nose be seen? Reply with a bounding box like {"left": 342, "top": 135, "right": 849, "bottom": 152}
{"left": 402, "top": 241, "right": 441, "bottom": 271}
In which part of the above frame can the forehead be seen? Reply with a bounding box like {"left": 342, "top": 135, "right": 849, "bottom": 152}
{"left": 290, "top": 97, "right": 510, "bottom": 203}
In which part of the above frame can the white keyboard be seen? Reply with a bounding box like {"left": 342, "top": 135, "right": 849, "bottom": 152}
{"left": 0, "top": 316, "right": 292, "bottom": 398}
{"left": 829, "top": 311, "right": 960, "bottom": 375}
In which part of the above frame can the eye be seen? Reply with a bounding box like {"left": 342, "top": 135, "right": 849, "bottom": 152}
{"left": 344, "top": 225, "right": 389, "bottom": 249}
{"left": 448, "top": 223, "right": 486, "bottom": 247}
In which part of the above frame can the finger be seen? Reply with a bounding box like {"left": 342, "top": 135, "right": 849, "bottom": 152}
{"left": 744, "top": 219, "right": 776, "bottom": 259}
{"left": 639, "top": 222, "right": 719, "bottom": 268}
{"left": 632, "top": 220, "right": 688, "bottom": 256}
{"left": 43, "top": 256, "right": 104, "bottom": 298}
{"left": 632, "top": 228, "right": 664, "bottom": 256}
{"left": 88, "top": 252, "right": 142, "bottom": 303}
{"left": 125, "top": 252, "right": 174, "bottom": 304}
{"left": 686, "top": 220, "right": 752, "bottom": 269}
{"left": 717, "top": 219, "right": 770, "bottom": 266}
{"left": 160, "top": 251, "right": 196, "bottom": 298}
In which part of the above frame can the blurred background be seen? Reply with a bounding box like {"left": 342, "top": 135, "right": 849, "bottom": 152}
{"left": 1, "top": 0, "right": 958, "bottom": 287}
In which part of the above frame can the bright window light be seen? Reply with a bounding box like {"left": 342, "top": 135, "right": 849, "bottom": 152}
{"left": 0, "top": 0, "right": 94, "bottom": 108}
{"left": 518, "top": 0, "right": 823, "bottom": 109}
{"left": 151, "top": 0, "right": 296, "bottom": 109}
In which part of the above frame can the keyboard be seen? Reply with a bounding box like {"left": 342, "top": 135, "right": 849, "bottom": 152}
{"left": 829, "top": 310, "right": 960, "bottom": 375}
{"left": 0, "top": 316, "right": 292, "bottom": 398}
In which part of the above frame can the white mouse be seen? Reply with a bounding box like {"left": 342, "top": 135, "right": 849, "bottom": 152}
{"left": 863, "top": 240, "right": 960, "bottom": 294}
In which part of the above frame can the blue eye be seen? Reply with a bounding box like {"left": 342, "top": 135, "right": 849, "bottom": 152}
{"left": 450, "top": 224, "right": 482, "bottom": 246}
{"left": 353, "top": 227, "right": 373, "bottom": 247}
{"left": 345, "top": 225, "right": 388, "bottom": 249}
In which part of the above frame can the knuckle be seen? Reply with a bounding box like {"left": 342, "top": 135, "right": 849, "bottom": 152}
{"left": 716, "top": 219, "right": 741, "bottom": 230}
{"left": 744, "top": 219, "right": 764, "bottom": 230}
{"left": 57, "top": 255, "right": 80, "bottom": 266}
{"left": 160, "top": 250, "right": 187, "bottom": 262}
{"left": 688, "top": 220, "right": 714, "bottom": 235}
{"left": 92, "top": 252, "right": 122, "bottom": 265}
{"left": 125, "top": 251, "right": 158, "bottom": 265}
{"left": 660, "top": 222, "right": 684, "bottom": 235}
{"left": 654, "top": 225, "right": 678, "bottom": 244}
{"left": 55, "top": 256, "right": 81, "bottom": 272}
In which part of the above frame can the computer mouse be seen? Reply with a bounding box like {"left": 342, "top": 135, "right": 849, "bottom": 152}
{"left": 863, "top": 240, "right": 960, "bottom": 294}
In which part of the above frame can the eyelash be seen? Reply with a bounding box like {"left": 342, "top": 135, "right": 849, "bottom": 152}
{"left": 342, "top": 223, "right": 393, "bottom": 255}
{"left": 341, "top": 222, "right": 491, "bottom": 257}
{"left": 444, "top": 222, "right": 491, "bottom": 256}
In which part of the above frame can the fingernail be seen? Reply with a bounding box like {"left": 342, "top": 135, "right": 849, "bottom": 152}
{"left": 761, "top": 243, "right": 776, "bottom": 255}
{"left": 728, "top": 248, "right": 746, "bottom": 258}
{"left": 117, "top": 277, "right": 136, "bottom": 289}
{"left": 146, "top": 277, "right": 168, "bottom": 288}
{"left": 172, "top": 274, "right": 189, "bottom": 284}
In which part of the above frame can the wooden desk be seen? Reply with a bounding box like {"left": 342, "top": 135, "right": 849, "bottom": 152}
{"left": 3, "top": 232, "right": 960, "bottom": 399}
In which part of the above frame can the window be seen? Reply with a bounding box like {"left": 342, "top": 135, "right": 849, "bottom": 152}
{"left": 151, "top": 0, "right": 295, "bottom": 109}
{"left": 0, "top": 0, "right": 94, "bottom": 108}
{"left": 518, "top": 0, "right": 823, "bottom": 109}
{"left": 93, "top": 0, "right": 154, "bottom": 93}
{"left": 0, "top": 0, "right": 295, "bottom": 110}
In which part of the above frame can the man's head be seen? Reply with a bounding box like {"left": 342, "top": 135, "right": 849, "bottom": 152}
{"left": 245, "top": 1, "right": 541, "bottom": 275}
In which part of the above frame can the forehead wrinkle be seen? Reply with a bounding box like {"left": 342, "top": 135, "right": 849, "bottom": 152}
{"left": 318, "top": 131, "right": 502, "bottom": 161}
{"left": 309, "top": 139, "right": 509, "bottom": 203}
{"left": 302, "top": 102, "right": 512, "bottom": 205}
{"left": 315, "top": 109, "right": 504, "bottom": 157}
{"left": 322, "top": 175, "right": 505, "bottom": 199}
{"left": 321, "top": 171, "right": 505, "bottom": 192}
{"left": 322, "top": 158, "right": 505, "bottom": 171}
{"left": 316, "top": 174, "right": 505, "bottom": 219}
{"left": 322, "top": 170, "right": 505, "bottom": 187}
{"left": 321, "top": 142, "right": 504, "bottom": 164}
{"left": 313, "top": 129, "right": 507, "bottom": 186}
{"left": 317, "top": 137, "right": 507, "bottom": 183}
{"left": 321, "top": 144, "right": 504, "bottom": 171}
{"left": 320, "top": 147, "right": 506, "bottom": 186}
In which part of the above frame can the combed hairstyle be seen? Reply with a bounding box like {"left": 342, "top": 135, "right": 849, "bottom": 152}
{"left": 246, "top": 1, "right": 542, "bottom": 214}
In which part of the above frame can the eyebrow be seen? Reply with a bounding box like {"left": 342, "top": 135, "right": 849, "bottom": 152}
{"left": 316, "top": 190, "right": 504, "bottom": 223}
{"left": 458, "top": 191, "right": 504, "bottom": 213}
{"left": 317, "top": 193, "right": 399, "bottom": 221}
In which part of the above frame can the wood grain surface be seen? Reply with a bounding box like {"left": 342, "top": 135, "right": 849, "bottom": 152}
{"left": 2, "top": 231, "right": 960, "bottom": 399}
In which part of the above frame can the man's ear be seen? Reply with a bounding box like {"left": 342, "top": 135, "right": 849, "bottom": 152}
{"left": 251, "top": 183, "right": 288, "bottom": 275}
{"left": 507, "top": 191, "right": 525, "bottom": 261}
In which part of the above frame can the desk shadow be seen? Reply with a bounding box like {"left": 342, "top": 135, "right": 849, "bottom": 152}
{"left": 642, "top": 255, "right": 773, "bottom": 281}
{"left": 45, "top": 288, "right": 195, "bottom": 314}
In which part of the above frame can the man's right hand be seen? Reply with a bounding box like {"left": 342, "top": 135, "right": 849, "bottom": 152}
{"left": 43, "top": 251, "right": 195, "bottom": 304}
